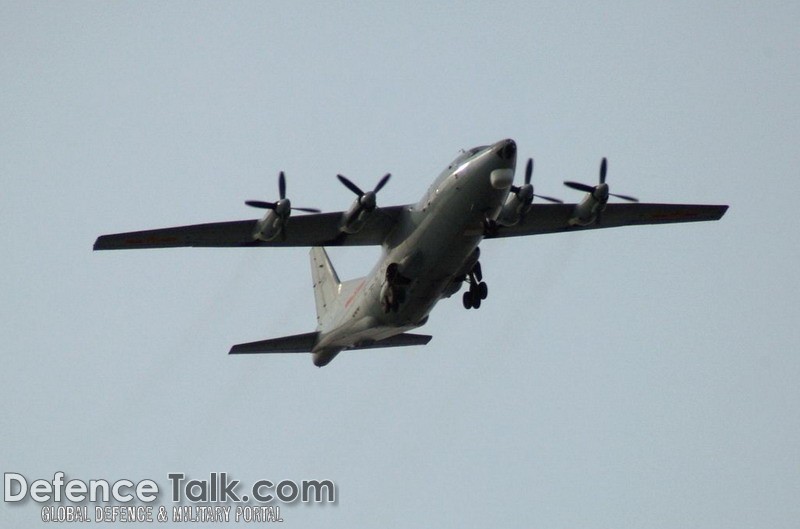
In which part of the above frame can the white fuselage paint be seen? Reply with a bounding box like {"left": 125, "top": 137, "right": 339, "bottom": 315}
{"left": 311, "top": 139, "right": 517, "bottom": 366}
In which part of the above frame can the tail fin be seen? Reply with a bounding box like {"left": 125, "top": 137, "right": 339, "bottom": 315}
{"left": 310, "top": 247, "right": 341, "bottom": 327}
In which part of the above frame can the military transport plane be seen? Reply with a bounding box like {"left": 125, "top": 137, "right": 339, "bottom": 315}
{"left": 94, "top": 139, "right": 727, "bottom": 366}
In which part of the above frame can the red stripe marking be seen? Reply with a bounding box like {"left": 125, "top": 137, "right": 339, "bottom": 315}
{"left": 344, "top": 280, "right": 366, "bottom": 309}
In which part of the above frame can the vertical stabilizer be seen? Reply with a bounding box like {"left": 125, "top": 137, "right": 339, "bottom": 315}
{"left": 310, "top": 247, "right": 341, "bottom": 327}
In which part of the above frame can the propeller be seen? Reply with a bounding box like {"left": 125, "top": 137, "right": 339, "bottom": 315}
{"left": 510, "top": 158, "right": 563, "bottom": 204}
{"left": 245, "top": 172, "right": 321, "bottom": 214}
{"left": 564, "top": 158, "right": 638, "bottom": 202}
{"left": 337, "top": 172, "right": 391, "bottom": 213}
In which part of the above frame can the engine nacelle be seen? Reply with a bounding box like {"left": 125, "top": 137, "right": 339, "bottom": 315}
{"left": 252, "top": 212, "right": 286, "bottom": 241}
{"left": 245, "top": 176, "right": 314, "bottom": 242}
{"left": 339, "top": 199, "right": 372, "bottom": 234}
{"left": 497, "top": 190, "right": 532, "bottom": 227}
{"left": 568, "top": 189, "right": 608, "bottom": 226}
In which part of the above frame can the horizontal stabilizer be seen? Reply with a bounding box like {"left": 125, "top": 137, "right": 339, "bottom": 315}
{"left": 229, "top": 332, "right": 319, "bottom": 354}
{"left": 344, "top": 333, "right": 432, "bottom": 350}
{"left": 228, "top": 332, "right": 432, "bottom": 355}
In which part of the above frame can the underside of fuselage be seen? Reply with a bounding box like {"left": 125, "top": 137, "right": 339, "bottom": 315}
{"left": 381, "top": 138, "right": 517, "bottom": 317}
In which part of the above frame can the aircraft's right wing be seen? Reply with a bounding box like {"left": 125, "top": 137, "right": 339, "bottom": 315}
{"left": 481, "top": 202, "right": 728, "bottom": 239}
{"left": 94, "top": 205, "right": 408, "bottom": 250}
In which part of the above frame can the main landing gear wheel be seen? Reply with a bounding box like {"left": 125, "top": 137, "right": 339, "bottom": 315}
{"left": 478, "top": 281, "right": 488, "bottom": 300}
{"left": 463, "top": 290, "right": 481, "bottom": 310}
{"left": 462, "top": 281, "right": 487, "bottom": 309}
{"left": 462, "top": 259, "right": 489, "bottom": 309}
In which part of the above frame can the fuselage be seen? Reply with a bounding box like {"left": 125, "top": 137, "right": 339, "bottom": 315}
{"left": 312, "top": 139, "right": 517, "bottom": 365}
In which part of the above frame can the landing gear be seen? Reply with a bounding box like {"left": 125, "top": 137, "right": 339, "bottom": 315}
{"left": 473, "top": 261, "right": 482, "bottom": 282}
{"left": 462, "top": 261, "right": 488, "bottom": 310}
{"left": 462, "top": 289, "right": 481, "bottom": 309}
{"left": 382, "top": 284, "right": 408, "bottom": 313}
{"left": 483, "top": 218, "right": 499, "bottom": 237}
{"left": 382, "top": 263, "right": 411, "bottom": 314}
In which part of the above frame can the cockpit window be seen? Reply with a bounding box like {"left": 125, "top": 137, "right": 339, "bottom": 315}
{"left": 468, "top": 145, "right": 488, "bottom": 155}
{"left": 449, "top": 145, "right": 488, "bottom": 168}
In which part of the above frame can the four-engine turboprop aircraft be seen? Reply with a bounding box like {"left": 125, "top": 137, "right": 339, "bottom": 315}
{"left": 94, "top": 139, "right": 728, "bottom": 366}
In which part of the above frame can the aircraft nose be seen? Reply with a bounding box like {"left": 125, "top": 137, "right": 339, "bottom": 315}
{"left": 494, "top": 139, "right": 516, "bottom": 161}
{"left": 489, "top": 139, "right": 516, "bottom": 189}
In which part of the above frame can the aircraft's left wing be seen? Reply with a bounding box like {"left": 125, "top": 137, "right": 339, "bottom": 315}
{"left": 480, "top": 203, "right": 728, "bottom": 239}
{"left": 93, "top": 206, "right": 407, "bottom": 250}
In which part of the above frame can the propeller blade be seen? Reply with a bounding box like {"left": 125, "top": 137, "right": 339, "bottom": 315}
{"left": 245, "top": 200, "right": 277, "bottom": 210}
{"left": 337, "top": 174, "right": 364, "bottom": 196}
{"left": 534, "top": 194, "right": 563, "bottom": 204}
{"left": 525, "top": 158, "right": 533, "bottom": 185}
{"left": 599, "top": 158, "right": 607, "bottom": 184}
{"left": 278, "top": 171, "right": 287, "bottom": 200}
{"left": 246, "top": 171, "right": 320, "bottom": 213}
{"left": 374, "top": 173, "right": 391, "bottom": 193}
{"left": 610, "top": 193, "right": 638, "bottom": 202}
{"left": 564, "top": 181, "right": 596, "bottom": 193}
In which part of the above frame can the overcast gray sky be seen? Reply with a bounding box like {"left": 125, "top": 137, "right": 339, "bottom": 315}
{"left": 2, "top": 2, "right": 799, "bottom": 527}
